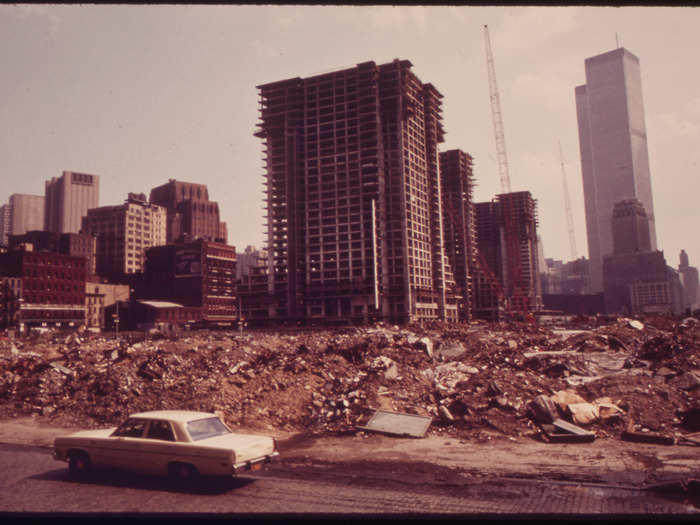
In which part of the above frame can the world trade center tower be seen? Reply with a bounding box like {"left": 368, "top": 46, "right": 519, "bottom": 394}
{"left": 575, "top": 47, "right": 657, "bottom": 293}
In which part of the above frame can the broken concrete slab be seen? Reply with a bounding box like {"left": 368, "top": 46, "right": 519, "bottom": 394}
{"left": 357, "top": 409, "right": 432, "bottom": 438}
{"left": 49, "top": 362, "right": 74, "bottom": 376}
{"left": 540, "top": 418, "right": 595, "bottom": 443}
{"left": 416, "top": 337, "right": 433, "bottom": 358}
{"left": 668, "top": 371, "right": 700, "bottom": 391}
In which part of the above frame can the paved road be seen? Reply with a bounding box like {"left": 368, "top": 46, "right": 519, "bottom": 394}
{"left": 0, "top": 444, "right": 697, "bottom": 515}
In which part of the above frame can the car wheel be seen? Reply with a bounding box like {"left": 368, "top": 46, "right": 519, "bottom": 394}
{"left": 68, "top": 451, "right": 91, "bottom": 479}
{"left": 169, "top": 463, "right": 199, "bottom": 491}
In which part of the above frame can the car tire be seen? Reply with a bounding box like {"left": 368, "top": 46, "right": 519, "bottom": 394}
{"left": 169, "top": 463, "right": 199, "bottom": 491}
{"left": 68, "top": 451, "right": 91, "bottom": 479}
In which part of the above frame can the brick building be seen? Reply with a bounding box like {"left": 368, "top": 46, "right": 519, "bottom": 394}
{"left": 9, "top": 230, "right": 97, "bottom": 277}
{"left": 141, "top": 238, "right": 237, "bottom": 326}
{"left": 255, "top": 59, "right": 460, "bottom": 325}
{"left": 0, "top": 248, "right": 86, "bottom": 332}
{"left": 81, "top": 193, "right": 166, "bottom": 279}
{"left": 149, "top": 180, "right": 228, "bottom": 244}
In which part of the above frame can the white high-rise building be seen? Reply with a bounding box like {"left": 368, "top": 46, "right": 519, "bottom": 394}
{"left": 81, "top": 194, "right": 166, "bottom": 277}
{"left": 575, "top": 47, "right": 657, "bottom": 292}
{"left": 45, "top": 171, "right": 99, "bottom": 234}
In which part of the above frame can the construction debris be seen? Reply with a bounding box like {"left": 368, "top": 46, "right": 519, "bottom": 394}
{"left": 358, "top": 410, "right": 432, "bottom": 438}
{"left": 539, "top": 418, "right": 596, "bottom": 443}
{"left": 0, "top": 314, "right": 697, "bottom": 444}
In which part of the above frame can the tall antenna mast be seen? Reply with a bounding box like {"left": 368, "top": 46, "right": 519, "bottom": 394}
{"left": 484, "top": 24, "right": 511, "bottom": 194}
{"left": 615, "top": 32, "right": 619, "bottom": 48}
{"left": 559, "top": 140, "right": 577, "bottom": 260}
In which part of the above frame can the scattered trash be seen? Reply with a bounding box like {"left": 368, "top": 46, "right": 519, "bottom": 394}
{"left": 627, "top": 319, "right": 645, "bottom": 330}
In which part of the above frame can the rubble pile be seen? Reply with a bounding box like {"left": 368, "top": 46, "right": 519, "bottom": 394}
{"left": 0, "top": 315, "right": 697, "bottom": 442}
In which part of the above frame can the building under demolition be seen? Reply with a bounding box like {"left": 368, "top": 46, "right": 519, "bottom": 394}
{"left": 255, "top": 59, "right": 460, "bottom": 325}
{"left": 473, "top": 191, "right": 542, "bottom": 319}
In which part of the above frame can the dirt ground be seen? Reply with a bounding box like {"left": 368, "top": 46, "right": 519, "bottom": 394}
{"left": 3, "top": 413, "right": 699, "bottom": 491}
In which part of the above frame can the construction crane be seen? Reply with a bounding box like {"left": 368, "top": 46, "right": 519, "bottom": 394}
{"left": 484, "top": 24, "right": 511, "bottom": 195}
{"left": 558, "top": 140, "right": 577, "bottom": 261}
{"left": 483, "top": 24, "right": 531, "bottom": 317}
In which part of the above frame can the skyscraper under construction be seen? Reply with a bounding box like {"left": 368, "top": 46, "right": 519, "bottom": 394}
{"left": 439, "top": 149, "right": 477, "bottom": 322}
{"left": 255, "top": 59, "right": 459, "bottom": 324}
{"left": 474, "top": 191, "right": 542, "bottom": 319}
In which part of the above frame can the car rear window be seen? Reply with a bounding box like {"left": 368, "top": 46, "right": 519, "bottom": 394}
{"left": 112, "top": 418, "right": 148, "bottom": 438}
{"left": 186, "top": 417, "right": 231, "bottom": 441}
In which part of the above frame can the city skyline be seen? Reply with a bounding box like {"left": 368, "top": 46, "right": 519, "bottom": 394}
{"left": 1, "top": 5, "right": 699, "bottom": 270}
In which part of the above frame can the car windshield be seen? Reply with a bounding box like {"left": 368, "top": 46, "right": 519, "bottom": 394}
{"left": 186, "top": 417, "right": 231, "bottom": 441}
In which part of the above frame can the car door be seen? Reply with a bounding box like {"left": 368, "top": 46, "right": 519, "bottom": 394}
{"left": 139, "top": 419, "right": 178, "bottom": 476}
{"left": 105, "top": 418, "right": 149, "bottom": 471}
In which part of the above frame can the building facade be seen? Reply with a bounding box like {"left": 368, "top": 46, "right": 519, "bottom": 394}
{"left": 8, "top": 230, "right": 97, "bottom": 277}
{"left": 85, "top": 281, "right": 130, "bottom": 331}
{"left": 0, "top": 248, "right": 86, "bottom": 332}
{"left": 149, "top": 180, "right": 228, "bottom": 244}
{"left": 678, "top": 249, "right": 699, "bottom": 310}
{"left": 603, "top": 199, "right": 681, "bottom": 314}
{"left": 45, "top": 171, "right": 99, "bottom": 234}
{"left": 576, "top": 48, "right": 657, "bottom": 292}
{"left": 0, "top": 204, "right": 9, "bottom": 246}
{"left": 81, "top": 193, "right": 166, "bottom": 278}
{"left": 255, "top": 59, "right": 459, "bottom": 325}
{"left": 5, "top": 194, "right": 45, "bottom": 240}
{"left": 142, "top": 239, "right": 237, "bottom": 326}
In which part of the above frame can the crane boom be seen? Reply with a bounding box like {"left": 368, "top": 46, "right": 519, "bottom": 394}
{"left": 558, "top": 141, "right": 577, "bottom": 260}
{"left": 484, "top": 24, "right": 511, "bottom": 194}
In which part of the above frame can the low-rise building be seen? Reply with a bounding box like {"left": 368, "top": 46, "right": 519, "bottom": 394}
{"left": 9, "top": 230, "right": 97, "bottom": 277}
{"left": 85, "top": 281, "right": 130, "bottom": 331}
{"left": 0, "top": 247, "right": 86, "bottom": 332}
{"left": 105, "top": 299, "right": 202, "bottom": 334}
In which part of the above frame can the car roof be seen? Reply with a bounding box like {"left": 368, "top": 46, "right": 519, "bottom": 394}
{"left": 129, "top": 410, "right": 217, "bottom": 423}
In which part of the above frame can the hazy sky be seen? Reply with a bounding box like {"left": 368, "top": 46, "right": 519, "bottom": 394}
{"left": 1, "top": 5, "right": 698, "bottom": 269}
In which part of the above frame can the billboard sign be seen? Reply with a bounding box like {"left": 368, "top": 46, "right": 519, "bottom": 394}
{"left": 175, "top": 248, "right": 201, "bottom": 277}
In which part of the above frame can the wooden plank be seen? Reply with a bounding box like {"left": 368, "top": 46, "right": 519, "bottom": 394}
{"left": 621, "top": 430, "right": 675, "bottom": 446}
